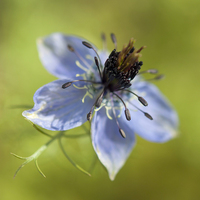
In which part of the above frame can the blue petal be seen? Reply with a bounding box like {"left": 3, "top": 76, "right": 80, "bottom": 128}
{"left": 23, "top": 80, "right": 97, "bottom": 131}
{"left": 37, "top": 33, "right": 97, "bottom": 80}
{"left": 128, "top": 81, "right": 179, "bottom": 142}
{"left": 91, "top": 107, "right": 136, "bottom": 180}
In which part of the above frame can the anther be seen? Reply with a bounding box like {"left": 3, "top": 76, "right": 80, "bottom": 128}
{"left": 87, "top": 90, "right": 105, "bottom": 121}
{"left": 125, "top": 108, "right": 131, "bottom": 121}
{"left": 144, "top": 112, "right": 153, "bottom": 120}
{"left": 119, "top": 128, "right": 126, "bottom": 138}
{"left": 101, "top": 33, "right": 106, "bottom": 42}
{"left": 122, "top": 90, "right": 148, "bottom": 106}
{"left": 136, "top": 46, "right": 146, "bottom": 53}
{"left": 62, "top": 80, "right": 102, "bottom": 89}
{"left": 101, "top": 33, "right": 107, "bottom": 50}
{"left": 138, "top": 96, "right": 148, "bottom": 106}
{"left": 110, "top": 33, "right": 117, "bottom": 49}
{"left": 110, "top": 94, "right": 126, "bottom": 139}
{"left": 87, "top": 104, "right": 95, "bottom": 121}
{"left": 95, "top": 91, "right": 104, "bottom": 108}
{"left": 87, "top": 112, "right": 92, "bottom": 121}
{"left": 139, "top": 69, "right": 158, "bottom": 75}
{"left": 147, "top": 69, "right": 158, "bottom": 74}
{"left": 62, "top": 82, "right": 72, "bottom": 88}
{"left": 154, "top": 74, "right": 165, "bottom": 80}
{"left": 94, "top": 56, "right": 102, "bottom": 80}
{"left": 128, "top": 102, "right": 153, "bottom": 120}
{"left": 67, "top": 44, "right": 75, "bottom": 52}
{"left": 94, "top": 56, "right": 100, "bottom": 68}
{"left": 82, "top": 40, "right": 103, "bottom": 71}
{"left": 82, "top": 41, "right": 93, "bottom": 49}
{"left": 139, "top": 61, "right": 143, "bottom": 66}
{"left": 112, "top": 92, "right": 132, "bottom": 121}
{"left": 129, "top": 47, "right": 135, "bottom": 54}
{"left": 146, "top": 74, "right": 165, "bottom": 81}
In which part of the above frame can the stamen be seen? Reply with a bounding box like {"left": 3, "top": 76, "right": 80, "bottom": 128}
{"left": 87, "top": 105, "right": 95, "bottom": 121}
{"left": 138, "top": 96, "right": 148, "bottom": 106}
{"left": 144, "top": 112, "right": 153, "bottom": 120}
{"left": 67, "top": 44, "right": 75, "bottom": 52}
{"left": 95, "top": 90, "right": 104, "bottom": 108}
{"left": 62, "top": 82, "right": 72, "bottom": 89}
{"left": 94, "top": 56, "right": 102, "bottom": 80}
{"left": 87, "top": 111, "right": 92, "bottom": 121}
{"left": 62, "top": 80, "right": 102, "bottom": 89}
{"left": 119, "top": 129, "right": 126, "bottom": 138}
{"left": 129, "top": 102, "right": 153, "bottom": 120}
{"left": 82, "top": 41, "right": 103, "bottom": 71}
{"left": 122, "top": 89, "right": 148, "bottom": 106}
{"left": 101, "top": 33, "right": 107, "bottom": 50}
{"left": 136, "top": 46, "right": 146, "bottom": 53}
{"left": 154, "top": 74, "right": 165, "bottom": 80}
{"left": 110, "top": 33, "right": 117, "bottom": 50}
{"left": 112, "top": 92, "right": 131, "bottom": 121}
{"left": 139, "top": 69, "right": 158, "bottom": 75}
{"left": 129, "top": 47, "right": 135, "bottom": 54}
{"left": 146, "top": 74, "right": 165, "bottom": 81}
{"left": 67, "top": 44, "right": 95, "bottom": 73}
{"left": 110, "top": 94, "right": 126, "bottom": 138}
{"left": 86, "top": 89, "right": 105, "bottom": 121}
{"left": 82, "top": 41, "right": 93, "bottom": 49}
{"left": 125, "top": 108, "right": 131, "bottom": 121}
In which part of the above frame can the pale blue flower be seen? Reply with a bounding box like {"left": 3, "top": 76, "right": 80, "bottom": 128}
{"left": 23, "top": 33, "right": 178, "bottom": 180}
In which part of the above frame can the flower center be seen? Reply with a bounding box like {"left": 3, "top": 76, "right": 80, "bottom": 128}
{"left": 102, "top": 38, "right": 144, "bottom": 92}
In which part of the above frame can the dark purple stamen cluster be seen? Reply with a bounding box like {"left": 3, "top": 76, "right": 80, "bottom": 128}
{"left": 102, "top": 48, "right": 143, "bottom": 92}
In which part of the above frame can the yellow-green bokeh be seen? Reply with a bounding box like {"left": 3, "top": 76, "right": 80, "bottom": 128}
{"left": 1, "top": 0, "right": 200, "bottom": 199}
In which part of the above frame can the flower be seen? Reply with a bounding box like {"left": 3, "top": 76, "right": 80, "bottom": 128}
{"left": 23, "top": 33, "right": 179, "bottom": 180}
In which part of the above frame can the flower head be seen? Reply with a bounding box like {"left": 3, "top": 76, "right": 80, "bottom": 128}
{"left": 23, "top": 33, "right": 179, "bottom": 180}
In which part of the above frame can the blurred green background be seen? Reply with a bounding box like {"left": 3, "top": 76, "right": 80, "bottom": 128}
{"left": 0, "top": 0, "right": 200, "bottom": 199}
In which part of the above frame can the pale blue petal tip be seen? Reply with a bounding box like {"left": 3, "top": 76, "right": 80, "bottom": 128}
{"left": 92, "top": 107, "right": 136, "bottom": 180}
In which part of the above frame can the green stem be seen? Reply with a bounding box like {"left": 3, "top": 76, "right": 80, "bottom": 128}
{"left": 32, "top": 131, "right": 64, "bottom": 159}
{"left": 12, "top": 131, "right": 91, "bottom": 178}
{"left": 12, "top": 131, "right": 64, "bottom": 178}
